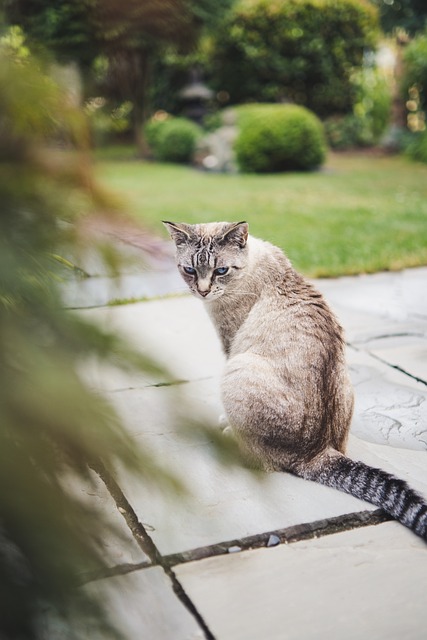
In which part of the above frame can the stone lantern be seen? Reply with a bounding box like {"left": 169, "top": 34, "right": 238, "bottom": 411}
{"left": 179, "top": 69, "right": 214, "bottom": 124}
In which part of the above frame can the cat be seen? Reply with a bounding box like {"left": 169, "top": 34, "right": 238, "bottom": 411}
{"left": 164, "top": 220, "right": 427, "bottom": 542}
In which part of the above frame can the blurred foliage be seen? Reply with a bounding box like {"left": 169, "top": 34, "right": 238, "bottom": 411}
{"left": 205, "top": 0, "right": 379, "bottom": 117}
{"left": 148, "top": 50, "right": 208, "bottom": 116}
{"left": 233, "top": 103, "right": 327, "bottom": 172}
{"left": 324, "top": 66, "right": 392, "bottom": 148}
{"left": 144, "top": 114, "right": 203, "bottom": 163}
{"left": 0, "top": 35, "right": 184, "bottom": 638}
{"left": 85, "top": 97, "right": 134, "bottom": 146}
{"left": 144, "top": 113, "right": 173, "bottom": 151}
{"left": 371, "top": 0, "right": 427, "bottom": 36}
{"left": 405, "top": 129, "right": 427, "bottom": 163}
{"left": 401, "top": 31, "right": 427, "bottom": 129}
{"left": 0, "top": 23, "right": 30, "bottom": 59}
{"left": 4, "top": 0, "right": 236, "bottom": 148}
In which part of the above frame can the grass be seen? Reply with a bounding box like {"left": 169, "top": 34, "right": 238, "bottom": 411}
{"left": 95, "top": 149, "right": 427, "bottom": 277}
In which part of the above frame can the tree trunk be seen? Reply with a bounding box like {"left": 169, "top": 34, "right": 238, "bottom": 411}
{"left": 133, "top": 100, "right": 150, "bottom": 157}
{"left": 106, "top": 47, "right": 152, "bottom": 156}
{"left": 390, "top": 36, "right": 408, "bottom": 131}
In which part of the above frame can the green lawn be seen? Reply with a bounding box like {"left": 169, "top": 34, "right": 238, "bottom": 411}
{"left": 96, "top": 150, "right": 427, "bottom": 277}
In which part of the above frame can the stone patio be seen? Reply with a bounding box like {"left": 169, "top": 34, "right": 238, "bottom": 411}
{"left": 67, "top": 257, "right": 427, "bottom": 640}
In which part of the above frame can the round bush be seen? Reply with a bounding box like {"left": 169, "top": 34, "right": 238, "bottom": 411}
{"left": 145, "top": 116, "right": 202, "bottom": 163}
{"left": 144, "top": 117, "right": 167, "bottom": 151}
{"left": 234, "top": 104, "right": 327, "bottom": 173}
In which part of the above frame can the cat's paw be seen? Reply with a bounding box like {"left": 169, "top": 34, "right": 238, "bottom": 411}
{"left": 218, "top": 413, "right": 229, "bottom": 428}
{"left": 218, "top": 414, "right": 233, "bottom": 436}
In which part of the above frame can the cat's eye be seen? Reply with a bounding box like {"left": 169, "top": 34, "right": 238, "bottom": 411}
{"left": 214, "top": 267, "right": 229, "bottom": 276}
{"left": 183, "top": 266, "right": 196, "bottom": 275}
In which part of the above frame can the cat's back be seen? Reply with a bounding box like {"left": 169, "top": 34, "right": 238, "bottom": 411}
{"left": 228, "top": 237, "right": 344, "bottom": 360}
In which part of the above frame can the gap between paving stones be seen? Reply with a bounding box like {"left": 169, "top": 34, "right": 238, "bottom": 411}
{"left": 352, "top": 332, "right": 426, "bottom": 345}
{"left": 89, "top": 459, "right": 216, "bottom": 640}
{"left": 161, "top": 509, "right": 392, "bottom": 567}
{"left": 107, "top": 375, "right": 214, "bottom": 394}
{"left": 82, "top": 455, "right": 394, "bottom": 640}
{"left": 347, "top": 342, "right": 427, "bottom": 388}
{"left": 366, "top": 351, "right": 427, "bottom": 388}
{"left": 64, "top": 291, "right": 187, "bottom": 311}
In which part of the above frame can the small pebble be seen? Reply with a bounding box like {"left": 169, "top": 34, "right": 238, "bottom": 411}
{"left": 228, "top": 545, "right": 242, "bottom": 554}
{"left": 267, "top": 534, "right": 280, "bottom": 547}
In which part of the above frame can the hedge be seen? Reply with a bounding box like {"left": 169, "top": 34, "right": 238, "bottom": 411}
{"left": 145, "top": 116, "right": 202, "bottom": 163}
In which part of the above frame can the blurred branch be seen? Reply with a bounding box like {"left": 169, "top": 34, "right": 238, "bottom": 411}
{"left": 0, "top": 41, "right": 179, "bottom": 639}
{"left": 0, "top": 18, "right": 245, "bottom": 637}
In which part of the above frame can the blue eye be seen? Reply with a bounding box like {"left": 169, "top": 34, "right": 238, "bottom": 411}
{"left": 214, "top": 267, "right": 229, "bottom": 276}
{"left": 183, "top": 266, "right": 196, "bottom": 275}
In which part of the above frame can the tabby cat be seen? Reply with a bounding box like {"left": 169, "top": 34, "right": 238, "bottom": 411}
{"left": 164, "top": 220, "right": 427, "bottom": 541}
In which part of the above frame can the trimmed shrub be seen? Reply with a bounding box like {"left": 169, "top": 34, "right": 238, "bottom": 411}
{"left": 145, "top": 116, "right": 202, "bottom": 163}
{"left": 207, "top": 0, "right": 379, "bottom": 117}
{"left": 144, "top": 115, "right": 169, "bottom": 151}
{"left": 234, "top": 104, "right": 327, "bottom": 173}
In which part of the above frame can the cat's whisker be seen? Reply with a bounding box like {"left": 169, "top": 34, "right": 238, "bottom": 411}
{"left": 227, "top": 291, "right": 258, "bottom": 299}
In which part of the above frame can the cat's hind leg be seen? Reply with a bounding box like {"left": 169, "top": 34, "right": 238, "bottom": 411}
{"left": 221, "top": 352, "right": 303, "bottom": 471}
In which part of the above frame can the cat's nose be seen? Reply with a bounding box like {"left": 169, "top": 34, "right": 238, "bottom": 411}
{"left": 198, "top": 290, "right": 209, "bottom": 297}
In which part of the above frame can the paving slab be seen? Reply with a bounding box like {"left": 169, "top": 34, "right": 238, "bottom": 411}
{"left": 113, "top": 424, "right": 373, "bottom": 555}
{"left": 315, "top": 267, "right": 427, "bottom": 324}
{"left": 71, "top": 469, "right": 148, "bottom": 569}
{"left": 66, "top": 266, "right": 427, "bottom": 640}
{"left": 82, "top": 296, "right": 225, "bottom": 383}
{"left": 77, "top": 285, "right": 427, "bottom": 556}
{"left": 61, "top": 244, "right": 427, "bottom": 640}
{"left": 81, "top": 566, "right": 204, "bottom": 640}
{"left": 175, "top": 522, "right": 427, "bottom": 640}
{"left": 347, "top": 347, "right": 427, "bottom": 450}
{"left": 363, "top": 334, "right": 427, "bottom": 382}
{"left": 62, "top": 234, "right": 184, "bottom": 309}
{"left": 106, "top": 377, "right": 427, "bottom": 555}
{"left": 315, "top": 268, "right": 427, "bottom": 345}
{"left": 64, "top": 265, "right": 185, "bottom": 309}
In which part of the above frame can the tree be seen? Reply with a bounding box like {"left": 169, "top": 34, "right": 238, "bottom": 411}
{"left": 372, "top": 0, "right": 427, "bottom": 36}
{"left": 206, "top": 0, "right": 379, "bottom": 117}
{"left": 4, "top": 0, "right": 236, "bottom": 150}
{"left": 370, "top": 1, "right": 427, "bottom": 139}
{"left": 401, "top": 31, "right": 427, "bottom": 130}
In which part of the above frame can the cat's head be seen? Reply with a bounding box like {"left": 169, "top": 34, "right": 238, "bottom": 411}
{"left": 163, "top": 221, "right": 249, "bottom": 301}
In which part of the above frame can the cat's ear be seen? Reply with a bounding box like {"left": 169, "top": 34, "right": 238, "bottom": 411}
{"left": 220, "top": 221, "right": 248, "bottom": 248}
{"left": 163, "top": 221, "right": 194, "bottom": 246}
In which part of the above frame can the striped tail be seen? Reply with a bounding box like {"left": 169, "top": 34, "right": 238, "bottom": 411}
{"left": 303, "top": 449, "right": 427, "bottom": 541}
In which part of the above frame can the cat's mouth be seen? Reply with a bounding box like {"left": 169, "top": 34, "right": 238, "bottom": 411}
{"left": 194, "top": 288, "right": 224, "bottom": 301}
